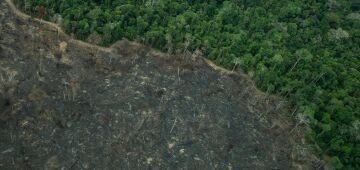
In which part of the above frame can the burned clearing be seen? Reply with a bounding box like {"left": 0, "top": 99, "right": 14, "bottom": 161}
{"left": 0, "top": 1, "right": 317, "bottom": 169}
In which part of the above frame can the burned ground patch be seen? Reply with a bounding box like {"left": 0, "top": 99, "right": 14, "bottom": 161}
{"left": 0, "top": 1, "right": 317, "bottom": 169}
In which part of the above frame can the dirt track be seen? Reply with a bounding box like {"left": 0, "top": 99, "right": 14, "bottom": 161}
{"left": 0, "top": 0, "right": 317, "bottom": 169}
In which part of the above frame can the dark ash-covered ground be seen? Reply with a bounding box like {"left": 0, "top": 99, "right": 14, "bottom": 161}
{"left": 0, "top": 1, "right": 317, "bottom": 169}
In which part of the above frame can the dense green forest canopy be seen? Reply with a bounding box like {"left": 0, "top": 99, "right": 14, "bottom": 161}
{"left": 15, "top": 0, "right": 360, "bottom": 169}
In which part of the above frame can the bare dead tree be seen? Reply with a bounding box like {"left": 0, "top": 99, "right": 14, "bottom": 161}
{"left": 288, "top": 57, "right": 301, "bottom": 73}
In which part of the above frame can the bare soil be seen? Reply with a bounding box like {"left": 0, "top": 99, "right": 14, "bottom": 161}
{"left": 0, "top": 1, "right": 317, "bottom": 169}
